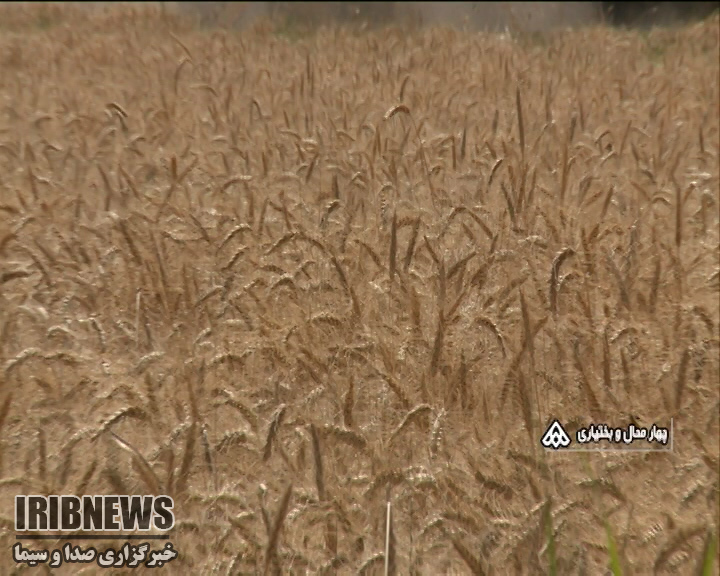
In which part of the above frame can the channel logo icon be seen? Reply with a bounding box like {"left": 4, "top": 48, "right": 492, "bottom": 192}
{"left": 540, "top": 419, "right": 571, "bottom": 450}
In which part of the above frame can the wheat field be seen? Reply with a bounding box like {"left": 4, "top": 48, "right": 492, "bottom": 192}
{"left": 0, "top": 4, "right": 718, "bottom": 575}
